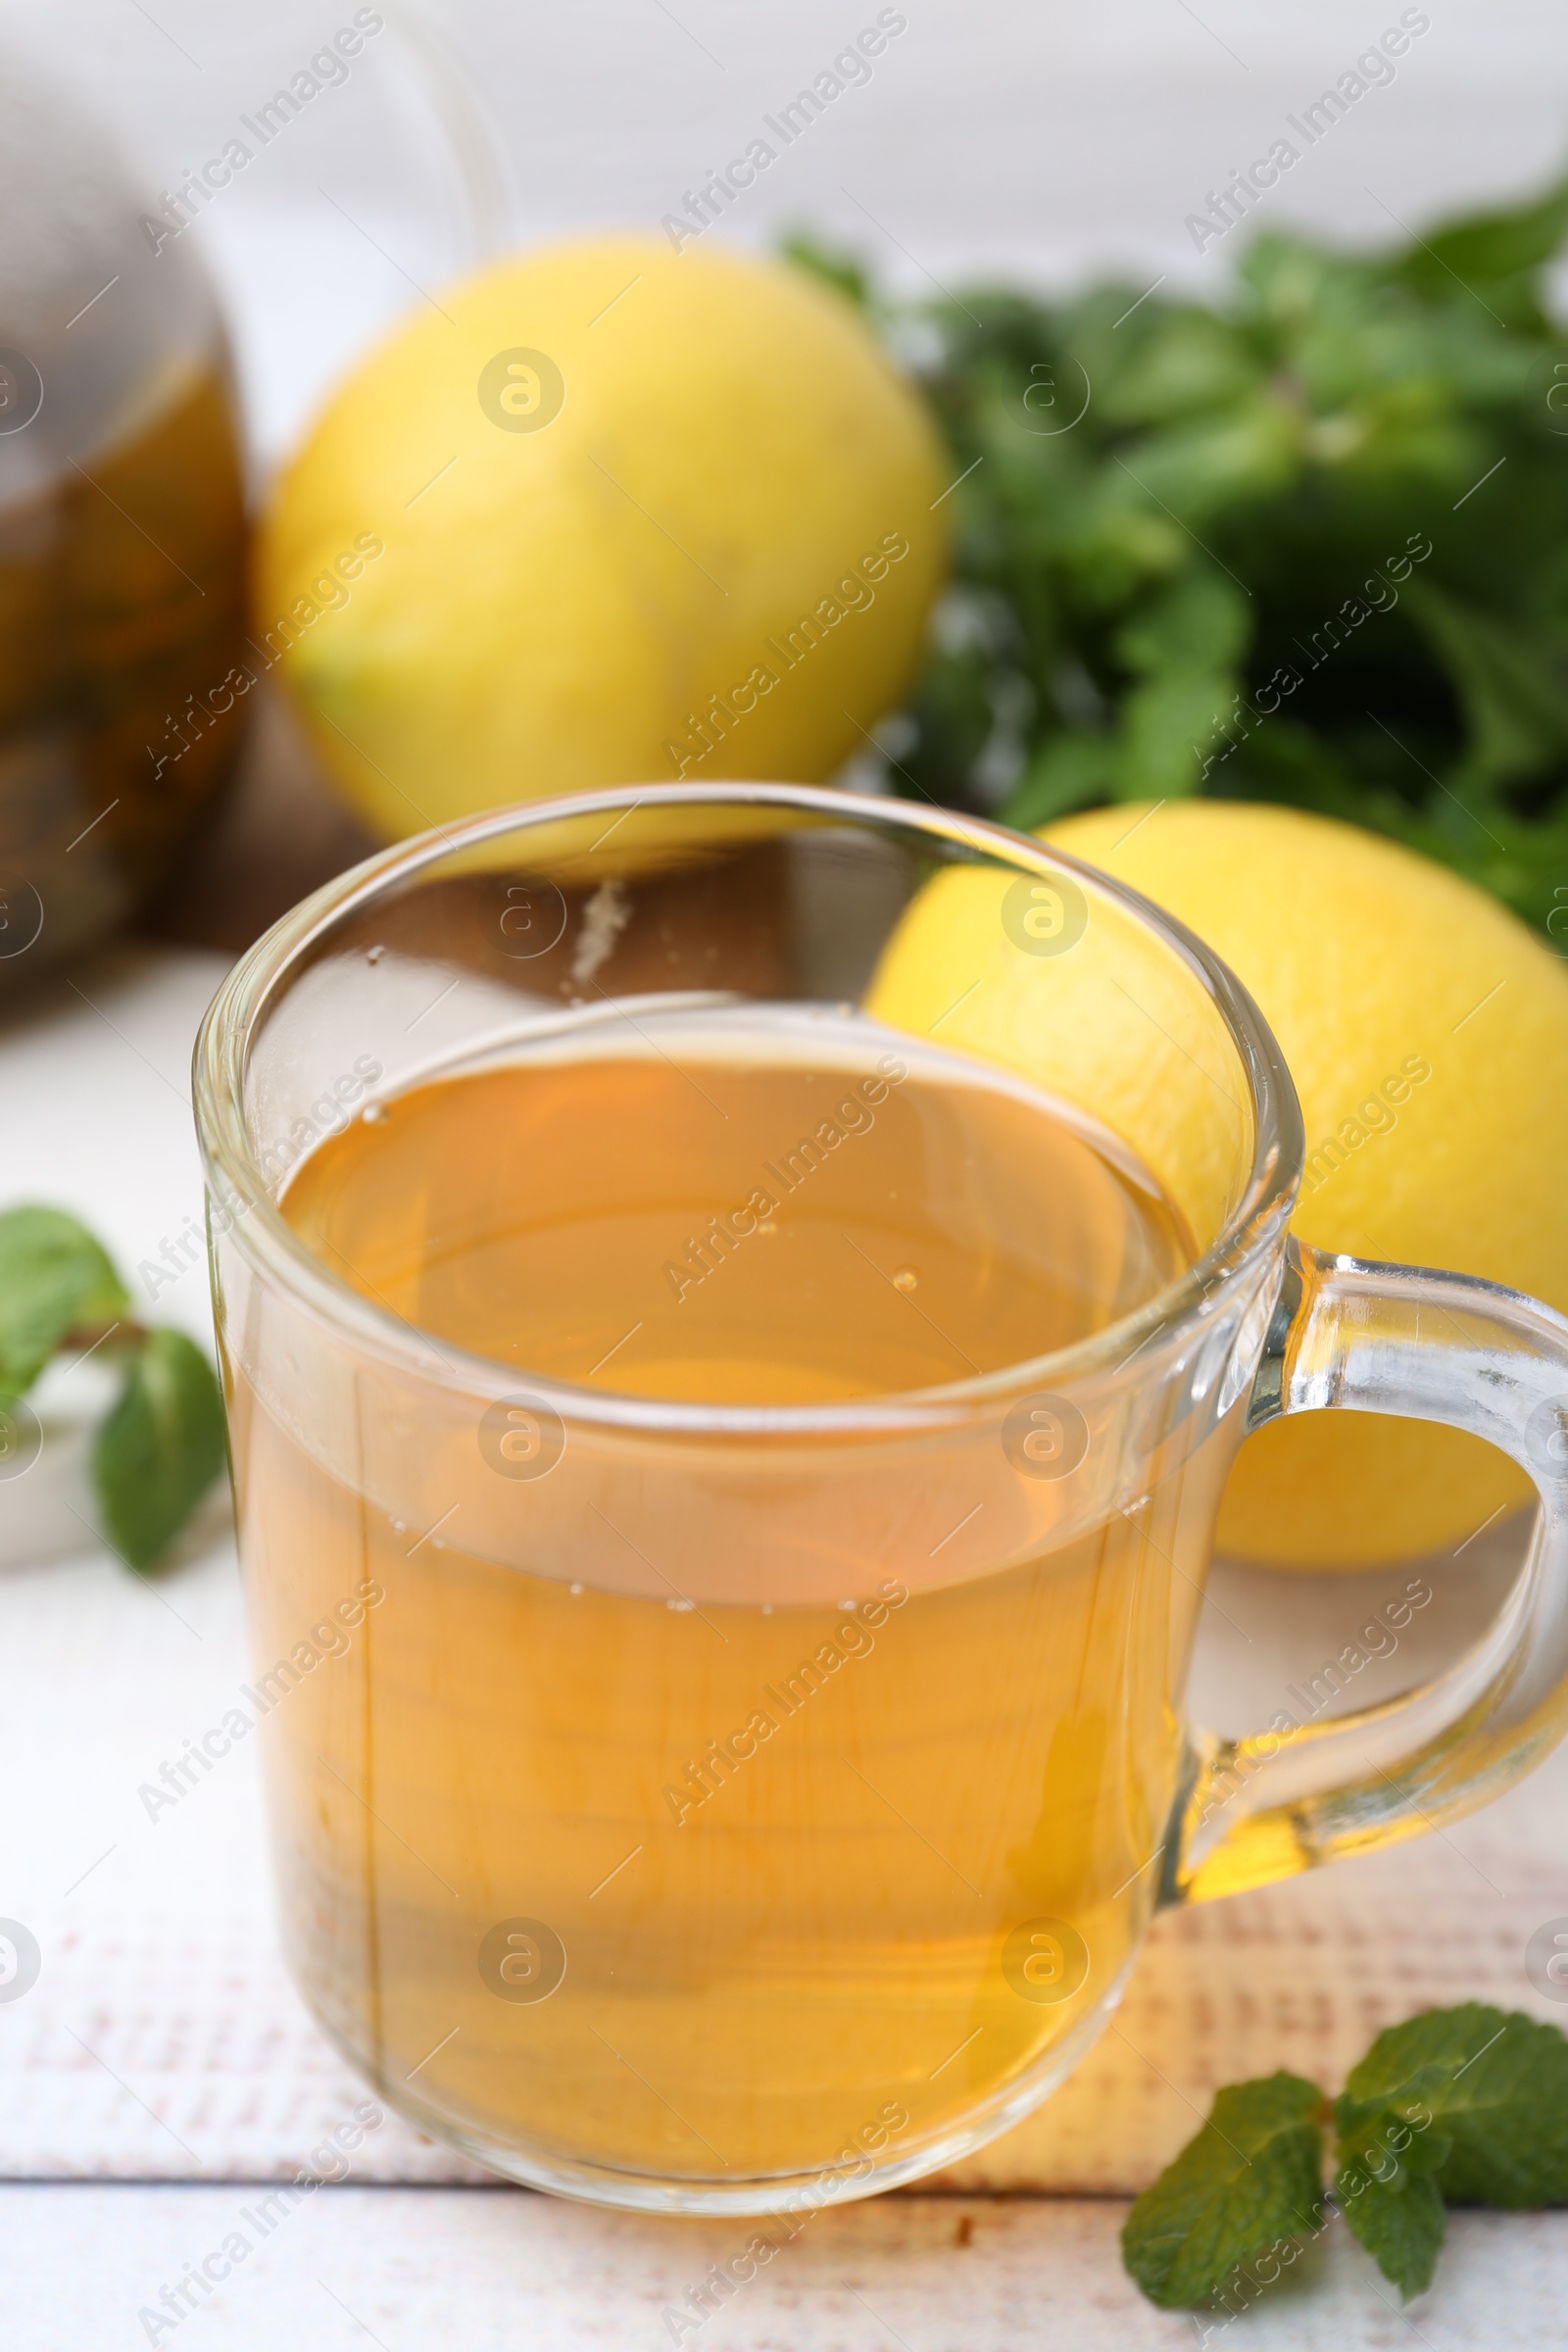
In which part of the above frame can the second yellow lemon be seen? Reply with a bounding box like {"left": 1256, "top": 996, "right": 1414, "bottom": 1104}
{"left": 1057, "top": 802, "right": 1568, "bottom": 1565}
{"left": 256, "top": 237, "right": 947, "bottom": 837}
{"left": 870, "top": 799, "right": 1568, "bottom": 1568}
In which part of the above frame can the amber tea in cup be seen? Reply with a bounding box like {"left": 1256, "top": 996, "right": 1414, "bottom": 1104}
{"left": 197, "top": 785, "right": 1568, "bottom": 2213}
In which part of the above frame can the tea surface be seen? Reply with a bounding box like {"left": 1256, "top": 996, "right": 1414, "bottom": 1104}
{"left": 281, "top": 1013, "right": 1193, "bottom": 1403}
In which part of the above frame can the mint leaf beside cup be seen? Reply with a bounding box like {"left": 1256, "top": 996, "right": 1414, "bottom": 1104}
{"left": 1120, "top": 2072, "right": 1328, "bottom": 2310}
{"left": 1124, "top": 2005, "right": 1568, "bottom": 2318}
{"left": 91, "top": 1325, "right": 229, "bottom": 1570}
{"left": 0, "top": 1202, "right": 227, "bottom": 1571}
{"left": 0, "top": 1203, "right": 129, "bottom": 1404}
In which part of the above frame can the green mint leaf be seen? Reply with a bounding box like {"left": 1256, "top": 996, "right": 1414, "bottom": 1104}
{"left": 1121, "top": 2072, "right": 1327, "bottom": 2310}
{"left": 90, "top": 1328, "right": 227, "bottom": 1572}
{"left": 1402, "top": 583, "right": 1568, "bottom": 795}
{"left": 1334, "top": 2103, "right": 1450, "bottom": 2300}
{"left": 0, "top": 1203, "right": 128, "bottom": 1403}
{"left": 1335, "top": 2159, "right": 1446, "bottom": 2301}
{"left": 1394, "top": 172, "right": 1568, "bottom": 296}
{"left": 780, "top": 233, "right": 870, "bottom": 311}
{"left": 1337, "top": 2004, "right": 1568, "bottom": 2210}
{"left": 1098, "top": 306, "right": 1260, "bottom": 429}
{"left": 1114, "top": 670, "right": 1238, "bottom": 802}
{"left": 1113, "top": 566, "right": 1252, "bottom": 680}
{"left": 1000, "top": 731, "right": 1116, "bottom": 831}
{"left": 1113, "top": 398, "right": 1300, "bottom": 527}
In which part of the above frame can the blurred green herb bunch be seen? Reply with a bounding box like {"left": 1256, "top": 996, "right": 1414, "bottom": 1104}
{"left": 798, "top": 172, "right": 1568, "bottom": 936}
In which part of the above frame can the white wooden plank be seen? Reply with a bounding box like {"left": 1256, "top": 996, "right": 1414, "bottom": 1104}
{"left": 7, "top": 2184, "right": 1568, "bottom": 2352}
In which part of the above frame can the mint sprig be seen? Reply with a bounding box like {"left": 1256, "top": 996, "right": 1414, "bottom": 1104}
{"left": 1123, "top": 2005, "right": 1568, "bottom": 2318}
{"left": 793, "top": 165, "right": 1568, "bottom": 941}
{"left": 0, "top": 1203, "right": 227, "bottom": 1571}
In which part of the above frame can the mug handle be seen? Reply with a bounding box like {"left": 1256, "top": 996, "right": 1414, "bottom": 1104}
{"left": 1167, "top": 1236, "right": 1568, "bottom": 1904}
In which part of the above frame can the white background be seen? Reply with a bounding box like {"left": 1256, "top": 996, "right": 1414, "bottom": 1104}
{"left": 1, "top": 0, "right": 1564, "bottom": 457}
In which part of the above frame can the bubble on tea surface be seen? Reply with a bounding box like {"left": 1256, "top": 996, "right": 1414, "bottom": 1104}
{"left": 477, "top": 1916, "right": 566, "bottom": 2004}
{"left": 892, "top": 1266, "right": 917, "bottom": 1292}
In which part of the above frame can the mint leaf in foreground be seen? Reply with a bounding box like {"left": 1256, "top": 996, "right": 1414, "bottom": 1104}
{"left": 0, "top": 1203, "right": 127, "bottom": 1401}
{"left": 1338, "top": 2004, "right": 1568, "bottom": 2211}
{"left": 1334, "top": 2112, "right": 1449, "bottom": 2300}
{"left": 90, "top": 1329, "right": 227, "bottom": 1570}
{"left": 1121, "top": 2072, "right": 1327, "bottom": 2309}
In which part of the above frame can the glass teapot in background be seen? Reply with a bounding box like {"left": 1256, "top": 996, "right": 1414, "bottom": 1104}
{"left": 0, "top": 4, "right": 512, "bottom": 984}
{"left": 0, "top": 48, "right": 248, "bottom": 984}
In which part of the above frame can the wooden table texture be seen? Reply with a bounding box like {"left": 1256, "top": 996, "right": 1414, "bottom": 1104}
{"left": 2, "top": 820, "right": 1567, "bottom": 2344}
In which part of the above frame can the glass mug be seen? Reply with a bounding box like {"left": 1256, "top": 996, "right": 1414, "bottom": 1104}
{"left": 193, "top": 783, "right": 1568, "bottom": 2215}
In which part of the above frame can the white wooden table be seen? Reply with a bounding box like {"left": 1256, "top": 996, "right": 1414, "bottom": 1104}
{"left": 12, "top": 2186, "right": 1568, "bottom": 2351}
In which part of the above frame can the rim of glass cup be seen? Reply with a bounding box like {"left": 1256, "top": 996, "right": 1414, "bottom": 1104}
{"left": 193, "top": 781, "right": 1304, "bottom": 1436}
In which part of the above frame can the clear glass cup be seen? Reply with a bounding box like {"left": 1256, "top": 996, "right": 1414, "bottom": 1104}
{"left": 193, "top": 782, "right": 1568, "bottom": 2216}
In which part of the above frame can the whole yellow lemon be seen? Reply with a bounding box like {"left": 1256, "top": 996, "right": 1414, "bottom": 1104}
{"left": 1044, "top": 801, "right": 1568, "bottom": 1567}
{"left": 255, "top": 237, "right": 947, "bottom": 837}
{"left": 866, "top": 798, "right": 1568, "bottom": 1568}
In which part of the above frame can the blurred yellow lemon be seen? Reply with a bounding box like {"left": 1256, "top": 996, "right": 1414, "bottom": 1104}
{"left": 256, "top": 237, "right": 947, "bottom": 838}
{"left": 872, "top": 799, "right": 1568, "bottom": 1567}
